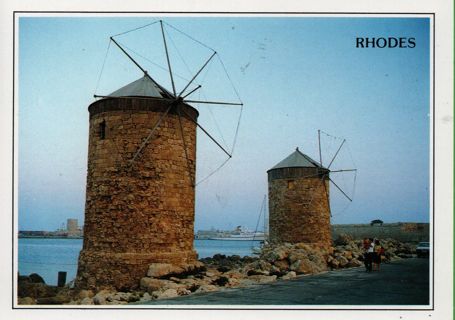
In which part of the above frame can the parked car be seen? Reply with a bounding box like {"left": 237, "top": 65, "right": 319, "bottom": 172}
{"left": 370, "top": 219, "right": 383, "bottom": 226}
{"left": 416, "top": 241, "right": 430, "bottom": 258}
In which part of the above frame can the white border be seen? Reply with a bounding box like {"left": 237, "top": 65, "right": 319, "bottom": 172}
{"left": 1, "top": 1, "right": 452, "bottom": 319}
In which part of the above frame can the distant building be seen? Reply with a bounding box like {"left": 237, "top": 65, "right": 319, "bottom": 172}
{"left": 67, "top": 219, "right": 78, "bottom": 232}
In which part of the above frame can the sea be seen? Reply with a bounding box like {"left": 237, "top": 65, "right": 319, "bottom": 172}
{"left": 18, "top": 238, "right": 262, "bottom": 286}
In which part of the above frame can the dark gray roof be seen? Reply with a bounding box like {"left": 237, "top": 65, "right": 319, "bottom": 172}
{"left": 108, "top": 75, "right": 171, "bottom": 98}
{"left": 270, "top": 147, "right": 326, "bottom": 170}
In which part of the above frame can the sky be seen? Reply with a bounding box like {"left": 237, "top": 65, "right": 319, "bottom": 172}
{"left": 17, "top": 15, "right": 430, "bottom": 232}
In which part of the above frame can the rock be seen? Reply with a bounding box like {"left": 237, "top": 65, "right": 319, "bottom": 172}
{"left": 244, "top": 260, "right": 273, "bottom": 274}
{"left": 281, "top": 271, "right": 297, "bottom": 280}
{"left": 112, "top": 292, "right": 130, "bottom": 302}
{"left": 152, "top": 288, "right": 179, "bottom": 300}
{"left": 246, "top": 269, "right": 269, "bottom": 276}
{"left": 329, "top": 258, "right": 340, "bottom": 269}
{"left": 212, "top": 276, "right": 229, "bottom": 287}
{"left": 273, "top": 259, "right": 290, "bottom": 271}
{"left": 290, "top": 259, "right": 326, "bottom": 274}
{"left": 139, "top": 292, "right": 152, "bottom": 302}
{"left": 17, "top": 282, "right": 58, "bottom": 299}
{"left": 205, "top": 269, "right": 221, "bottom": 277}
{"left": 224, "top": 270, "right": 243, "bottom": 277}
{"left": 335, "top": 256, "right": 349, "bottom": 268}
{"left": 347, "top": 258, "right": 362, "bottom": 268}
{"left": 217, "top": 266, "right": 231, "bottom": 273}
{"left": 29, "top": 273, "right": 45, "bottom": 284}
{"left": 294, "top": 243, "right": 312, "bottom": 251}
{"left": 248, "top": 275, "right": 277, "bottom": 284}
{"left": 226, "top": 277, "right": 241, "bottom": 288}
{"left": 17, "top": 297, "right": 35, "bottom": 305}
{"left": 147, "top": 263, "right": 184, "bottom": 278}
{"left": 334, "top": 233, "right": 353, "bottom": 246}
{"left": 76, "top": 289, "right": 94, "bottom": 300}
{"left": 36, "top": 296, "right": 69, "bottom": 305}
{"left": 213, "top": 254, "right": 227, "bottom": 260}
{"left": 80, "top": 297, "right": 94, "bottom": 305}
{"left": 262, "top": 247, "right": 288, "bottom": 262}
{"left": 288, "top": 251, "right": 307, "bottom": 264}
{"left": 342, "top": 251, "right": 353, "bottom": 260}
{"left": 238, "top": 278, "right": 258, "bottom": 287}
{"left": 92, "top": 290, "right": 113, "bottom": 305}
{"left": 140, "top": 278, "right": 168, "bottom": 292}
{"left": 195, "top": 285, "right": 219, "bottom": 293}
{"left": 176, "top": 287, "right": 191, "bottom": 296}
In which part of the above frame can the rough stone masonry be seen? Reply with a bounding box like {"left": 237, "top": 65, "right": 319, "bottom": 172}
{"left": 75, "top": 97, "right": 199, "bottom": 291}
{"left": 268, "top": 157, "right": 332, "bottom": 248}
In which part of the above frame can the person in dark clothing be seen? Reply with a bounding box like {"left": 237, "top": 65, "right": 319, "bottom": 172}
{"left": 363, "top": 238, "right": 374, "bottom": 272}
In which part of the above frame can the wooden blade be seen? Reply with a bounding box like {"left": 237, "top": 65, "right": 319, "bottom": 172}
{"left": 329, "top": 177, "right": 353, "bottom": 202}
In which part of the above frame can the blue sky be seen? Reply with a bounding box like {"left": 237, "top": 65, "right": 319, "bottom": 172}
{"left": 18, "top": 16, "right": 430, "bottom": 231}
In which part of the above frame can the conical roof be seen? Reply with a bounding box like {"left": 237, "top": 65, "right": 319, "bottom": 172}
{"left": 108, "top": 75, "right": 172, "bottom": 98}
{"left": 270, "top": 147, "right": 326, "bottom": 170}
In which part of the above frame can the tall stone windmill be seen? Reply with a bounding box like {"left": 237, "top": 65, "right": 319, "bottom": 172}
{"left": 75, "top": 21, "right": 242, "bottom": 290}
{"left": 267, "top": 131, "right": 356, "bottom": 248}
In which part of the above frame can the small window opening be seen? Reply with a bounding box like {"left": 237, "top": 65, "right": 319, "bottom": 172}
{"left": 99, "top": 120, "right": 106, "bottom": 139}
{"left": 287, "top": 180, "right": 295, "bottom": 189}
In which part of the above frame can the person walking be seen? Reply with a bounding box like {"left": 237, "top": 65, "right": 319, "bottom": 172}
{"left": 363, "top": 238, "right": 374, "bottom": 272}
{"left": 373, "top": 239, "right": 384, "bottom": 271}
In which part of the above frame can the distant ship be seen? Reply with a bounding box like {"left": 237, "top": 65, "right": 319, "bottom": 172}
{"left": 209, "top": 226, "right": 267, "bottom": 241}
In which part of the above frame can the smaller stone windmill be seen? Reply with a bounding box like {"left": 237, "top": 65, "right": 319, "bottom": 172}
{"left": 267, "top": 130, "right": 356, "bottom": 248}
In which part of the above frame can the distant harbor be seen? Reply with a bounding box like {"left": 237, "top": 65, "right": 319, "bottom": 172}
{"left": 18, "top": 218, "right": 83, "bottom": 239}
{"left": 195, "top": 226, "right": 267, "bottom": 241}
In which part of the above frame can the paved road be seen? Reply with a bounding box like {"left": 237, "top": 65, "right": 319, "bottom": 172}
{"left": 138, "top": 258, "right": 430, "bottom": 306}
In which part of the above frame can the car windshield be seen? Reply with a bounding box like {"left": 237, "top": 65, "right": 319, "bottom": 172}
{"left": 418, "top": 242, "right": 430, "bottom": 247}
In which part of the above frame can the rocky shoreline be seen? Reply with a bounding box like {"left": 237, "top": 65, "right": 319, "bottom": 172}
{"left": 18, "top": 236, "right": 420, "bottom": 305}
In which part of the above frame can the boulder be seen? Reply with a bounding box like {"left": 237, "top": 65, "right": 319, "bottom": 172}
{"left": 76, "top": 289, "right": 94, "bottom": 300}
{"left": 29, "top": 273, "right": 45, "bottom": 284}
{"left": 342, "top": 251, "right": 353, "bottom": 260}
{"left": 290, "top": 258, "right": 327, "bottom": 275}
{"left": 273, "top": 259, "right": 290, "bottom": 271}
{"left": 92, "top": 290, "right": 113, "bottom": 305}
{"left": 153, "top": 288, "right": 179, "bottom": 300}
{"left": 140, "top": 277, "right": 165, "bottom": 292}
{"left": 139, "top": 292, "right": 153, "bottom": 302}
{"left": 334, "top": 233, "right": 353, "bottom": 246}
{"left": 212, "top": 276, "right": 229, "bottom": 287}
{"left": 17, "top": 282, "right": 58, "bottom": 299}
{"left": 281, "top": 271, "right": 297, "bottom": 280}
{"left": 329, "top": 258, "right": 340, "bottom": 269}
{"left": 147, "top": 263, "right": 184, "bottom": 278}
{"left": 347, "top": 258, "right": 363, "bottom": 268}
{"left": 288, "top": 251, "right": 307, "bottom": 265}
{"left": 335, "top": 256, "right": 349, "bottom": 268}
{"left": 80, "top": 297, "right": 94, "bottom": 305}
{"left": 248, "top": 275, "right": 277, "bottom": 284}
{"left": 195, "top": 285, "right": 219, "bottom": 293}
{"left": 17, "top": 297, "right": 35, "bottom": 305}
{"left": 262, "top": 247, "right": 289, "bottom": 262}
{"left": 36, "top": 296, "right": 70, "bottom": 305}
{"left": 223, "top": 277, "right": 240, "bottom": 287}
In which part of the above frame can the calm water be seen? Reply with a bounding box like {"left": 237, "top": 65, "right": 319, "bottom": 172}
{"left": 18, "top": 238, "right": 261, "bottom": 285}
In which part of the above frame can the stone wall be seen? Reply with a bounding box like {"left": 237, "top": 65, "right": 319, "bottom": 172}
{"left": 268, "top": 169, "right": 331, "bottom": 247}
{"left": 332, "top": 223, "right": 430, "bottom": 243}
{"left": 75, "top": 98, "right": 199, "bottom": 291}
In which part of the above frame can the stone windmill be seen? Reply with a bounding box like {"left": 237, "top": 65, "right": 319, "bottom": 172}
{"left": 75, "top": 21, "right": 242, "bottom": 290}
{"left": 267, "top": 130, "right": 356, "bottom": 248}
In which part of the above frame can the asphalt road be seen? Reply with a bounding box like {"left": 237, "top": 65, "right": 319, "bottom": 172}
{"left": 138, "top": 258, "right": 430, "bottom": 306}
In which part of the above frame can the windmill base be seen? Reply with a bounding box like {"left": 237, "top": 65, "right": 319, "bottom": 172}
{"left": 75, "top": 249, "right": 198, "bottom": 291}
